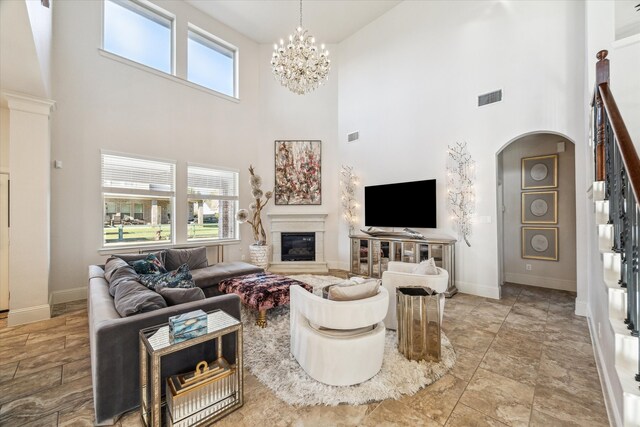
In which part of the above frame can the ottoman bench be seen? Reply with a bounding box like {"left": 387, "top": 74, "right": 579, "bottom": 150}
{"left": 219, "top": 273, "right": 313, "bottom": 327}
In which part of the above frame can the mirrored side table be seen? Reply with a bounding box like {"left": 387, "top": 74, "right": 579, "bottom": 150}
{"left": 139, "top": 309, "right": 243, "bottom": 427}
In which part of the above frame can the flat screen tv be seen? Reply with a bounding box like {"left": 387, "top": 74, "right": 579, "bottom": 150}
{"left": 364, "top": 179, "right": 436, "bottom": 228}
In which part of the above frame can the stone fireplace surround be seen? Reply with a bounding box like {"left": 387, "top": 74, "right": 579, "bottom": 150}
{"left": 267, "top": 213, "right": 329, "bottom": 273}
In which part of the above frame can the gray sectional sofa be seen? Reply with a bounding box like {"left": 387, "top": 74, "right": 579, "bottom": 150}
{"left": 88, "top": 250, "right": 262, "bottom": 425}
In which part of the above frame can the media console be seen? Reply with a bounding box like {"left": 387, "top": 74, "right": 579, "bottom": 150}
{"left": 349, "top": 234, "right": 457, "bottom": 297}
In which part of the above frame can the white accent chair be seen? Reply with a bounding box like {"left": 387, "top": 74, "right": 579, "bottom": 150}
{"left": 289, "top": 285, "right": 389, "bottom": 386}
{"left": 381, "top": 261, "right": 448, "bottom": 330}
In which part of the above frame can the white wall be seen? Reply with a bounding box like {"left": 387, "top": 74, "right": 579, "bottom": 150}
{"left": 500, "top": 134, "right": 576, "bottom": 291}
{"left": 338, "top": 0, "right": 587, "bottom": 299}
{"left": 49, "top": 0, "right": 262, "bottom": 295}
{"left": 25, "top": 0, "right": 53, "bottom": 97}
{"left": 256, "top": 44, "right": 340, "bottom": 268}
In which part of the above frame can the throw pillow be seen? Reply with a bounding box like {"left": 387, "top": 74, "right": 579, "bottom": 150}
{"left": 328, "top": 279, "right": 381, "bottom": 301}
{"left": 130, "top": 253, "right": 167, "bottom": 275}
{"left": 139, "top": 264, "right": 196, "bottom": 291}
{"left": 113, "top": 250, "right": 166, "bottom": 266}
{"left": 113, "top": 279, "right": 167, "bottom": 317}
{"left": 156, "top": 287, "right": 205, "bottom": 306}
{"left": 104, "top": 256, "right": 139, "bottom": 297}
{"left": 165, "top": 247, "right": 209, "bottom": 271}
{"left": 413, "top": 258, "right": 439, "bottom": 275}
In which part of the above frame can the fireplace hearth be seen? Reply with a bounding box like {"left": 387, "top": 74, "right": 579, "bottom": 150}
{"left": 281, "top": 232, "right": 315, "bottom": 262}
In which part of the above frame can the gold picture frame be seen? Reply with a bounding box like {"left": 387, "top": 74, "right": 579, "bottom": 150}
{"left": 522, "top": 227, "right": 558, "bottom": 261}
{"left": 522, "top": 191, "right": 558, "bottom": 224}
{"left": 521, "top": 154, "right": 558, "bottom": 189}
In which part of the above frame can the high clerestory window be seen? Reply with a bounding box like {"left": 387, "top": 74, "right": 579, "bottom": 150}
{"left": 187, "top": 165, "right": 239, "bottom": 241}
{"left": 101, "top": 152, "right": 176, "bottom": 247}
{"left": 102, "top": 0, "right": 238, "bottom": 99}
{"left": 103, "top": 0, "right": 174, "bottom": 74}
{"left": 187, "top": 26, "right": 237, "bottom": 97}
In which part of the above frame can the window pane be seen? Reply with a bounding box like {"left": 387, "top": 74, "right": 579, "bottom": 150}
{"left": 102, "top": 153, "right": 175, "bottom": 193}
{"left": 104, "top": 0, "right": 172, "bottom": 74}
{"left": 104, "top": 195, "right": 172, "bottom": 246}
{"left": 188, "top": 198, "right": 237, "bottom": 240}
{"left": 187, "top": 166, "right": 237, "bottom": 197}
{"left": 188, "top": 30, "right": 235, "bottom": 97}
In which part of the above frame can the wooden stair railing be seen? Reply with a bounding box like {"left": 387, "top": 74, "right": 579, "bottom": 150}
{"left": 592, "top": 50, "right": 640, "bottom": 387}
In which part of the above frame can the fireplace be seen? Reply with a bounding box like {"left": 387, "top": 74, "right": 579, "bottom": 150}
{"left": 281, "top": 232, "right": 315, "bottom": 262}
{"left": 267, "top": 213, "right": 329, "bottom": 273}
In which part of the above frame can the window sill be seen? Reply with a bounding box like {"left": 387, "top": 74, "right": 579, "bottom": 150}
{"left": 97, "top": 49, "right": 240, "bottom": 103}
{"left": 98, "top": 239, "right": 240, "bottom": 255}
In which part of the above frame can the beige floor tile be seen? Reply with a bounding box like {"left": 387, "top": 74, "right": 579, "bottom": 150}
{"left": 0, "top": 361, "right": 18, "bottom": 382}
{"left": 503, "top": 311, "right": 546, "bottom": 333}
{"left": 529, "top": 409, "right": 584, "bottom": 426}
{"left": 14, "top": 344, "right": 90, "bottom": 378}
{"left": 292, "top": 403, "right": 378, "bottom": 427}
{"left": 0, "top": 374, "right": 92, "bottom": 422}
{"left": 445, "top": 324, "right": 496, "bottom": 353}
{"left": 0, "top": 316, "right": 66, "bottom": 337}
{"left": 449, "top": 346, "right": 483, "bottom": 382}
{"left": 513, "top": 294, "right": 550, "bottom": 312}
{"left": 405, "top": 373, "right": 467, "bottom": 424}
{"left": 536, "top": 355, "right": 604, "bottom": 403}
{"left": 540, "top": 339, "right": 597, "bottom": 370}
{"left": 360, "top": 399, "right": 441, "bottom": 427}
{"left": 459, "top": 368, "right": 535, "bottom": 427}
{"left": 478, "top": 347, "right": 539, "bottom": 387}
{"left": 1, "top": 412, "right": 59, "bottom": 427}
{"left": 0, "top": 332, "right": 30, "bottom": 349}
{"left": 532, "top": 385, "right": 609, "bottom": 426}
{"left": 117, "top": 409, "right": 145, "bottom": 427}
{"left": 449, "top": 293, "right": 487, "bottom": 307}
{"left": 63, "top": 358, "right": 92, "bottom": 384}
{"left": 26, "top": 324, "right": 88, "bottom": 346}
{"left": 509, "top": 303, "right": 548, "bottom": 320}
{"left": 58, "top": 398, "right": 99, "bottom": 427}
{"left": 0, "top": 336, "right": 66, "bottom": 366}
{"left": 0, "top": 365, "right": 62, "bottom": 405}
{"left": 544, "top": 317, "right": 592, "bottom": 344}
{"left": 444, "top": 403, "right": 508, "bottom": 427}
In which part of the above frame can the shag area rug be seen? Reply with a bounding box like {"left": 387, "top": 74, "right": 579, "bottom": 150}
{"left": 241, "top": 274, "right": 456, "bottom": 406}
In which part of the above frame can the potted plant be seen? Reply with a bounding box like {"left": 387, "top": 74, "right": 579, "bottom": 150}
{"left": 236, "top": 165, "right": 272, "bottom": 268}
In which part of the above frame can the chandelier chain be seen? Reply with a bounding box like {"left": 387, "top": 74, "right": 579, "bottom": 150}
{"left": 299, "top": 0, "right": 303, "bottom": 28}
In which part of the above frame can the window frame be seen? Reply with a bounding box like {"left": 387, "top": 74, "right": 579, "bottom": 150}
{"left": 100, "top": 150, "right": 177, "bottom": 250}
{"left": 187, "top": 23, "right": 239, "bottom": 98}
{"left": 186, "top": 163, "right": 240, "bottom": 243}
{"left": 102, "top": 0, "right": 176, "bottom": 75}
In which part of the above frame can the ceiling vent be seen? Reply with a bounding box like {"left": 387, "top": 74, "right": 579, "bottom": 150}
{"left": 478, "top": 90, "right": 502, "bottom": 107}
{"left": 347, "top": 131, "right": 359, "bottom": 143}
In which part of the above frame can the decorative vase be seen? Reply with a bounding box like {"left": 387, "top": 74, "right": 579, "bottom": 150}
{"left": 249, "top": 244, "right": 270, "bottom": 270}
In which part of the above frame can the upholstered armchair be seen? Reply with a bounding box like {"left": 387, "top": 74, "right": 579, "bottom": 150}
{"left": 381, "top": 261, "right": 448, "bottom": 330}
{"left": 289, "top": 285, "right": 389, "bottom": 386}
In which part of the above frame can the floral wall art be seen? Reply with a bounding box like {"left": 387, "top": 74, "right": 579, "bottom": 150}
{"left": 274, "top": 140, "right": 321, "bottom": 205}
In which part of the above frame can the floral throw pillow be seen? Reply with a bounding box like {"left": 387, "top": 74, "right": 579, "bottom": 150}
{"left": 138, "top": 264, "right": 195, "bottom": 291}
{"left": 130, "top": 254, "right": 167, "bottom": 275}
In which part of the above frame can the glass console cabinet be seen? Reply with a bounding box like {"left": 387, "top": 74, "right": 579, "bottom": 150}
{"left": 349, "top": 234, "right": 457, "bottom": 297}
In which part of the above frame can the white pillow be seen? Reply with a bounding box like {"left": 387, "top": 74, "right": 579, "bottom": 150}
{"left": 328, "top": 279, "right": 381, "bottom": 301}
{"left": 413, "top": 258, "right": 439, "bottom": 275}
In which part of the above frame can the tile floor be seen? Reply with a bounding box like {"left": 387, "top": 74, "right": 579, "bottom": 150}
{"left": 0, "top": 282, "right": 609, "bottom": 426}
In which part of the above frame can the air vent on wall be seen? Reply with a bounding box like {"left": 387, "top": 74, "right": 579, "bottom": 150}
{"left": 478, "top": 89, "right": 502, "bottom": 107}
{"left": 347, "top": 131, "right": 359, "bottom": 143}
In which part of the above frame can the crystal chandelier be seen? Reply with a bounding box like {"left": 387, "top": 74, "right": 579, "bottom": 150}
{"left": 271, "top": 0, "right": 330, "bottom": 95}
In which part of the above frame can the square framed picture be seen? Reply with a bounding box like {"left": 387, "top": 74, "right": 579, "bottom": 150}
{"left": 522, "top": 191, "right": 558, "bottom": 224}
{"left": 521, "top": 154, "right": 558, "bottom": 189}
{"left": 522, "top": 227, "right": 558, "bottom": 261}
{"left": 274, "top": 140, "right": 321, "bottom": 205}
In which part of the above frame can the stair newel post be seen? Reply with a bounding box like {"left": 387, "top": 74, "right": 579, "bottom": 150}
{"left": 594, "top": 50, "right": 609, "bottom": 182}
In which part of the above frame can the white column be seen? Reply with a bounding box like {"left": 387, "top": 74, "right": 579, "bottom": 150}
{"left": 4, "top": 92, "right": 55, "bottom": 326}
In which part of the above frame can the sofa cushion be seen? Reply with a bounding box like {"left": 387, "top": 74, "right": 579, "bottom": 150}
{"left": 328, "top": 279, "right": 381, "bottom": 301}
{"left": 104, "top": 257, "right": 140, "bottom": 297}
{"left": 113, "top": 280, "right": 167, "bottom": 317}
{"left": 157, "top": 287, "right": 206, "bottom": 306}
{"left": 139, "top": 264, "right": 196, "bottom": 291}
{"left": 130, "top": 253, "right": 167, "bottom": 275}
{"left": 190, "top": 262, "right": 264, "bottom": 290}
{"left": 113, "top": 250, "right": 166, "bottom": 266}
{"left": 165, "top": 247, "right": 208, "bottom": 271}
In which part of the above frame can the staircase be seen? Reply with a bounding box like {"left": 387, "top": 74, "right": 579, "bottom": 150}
{"left": 590, "top": 50, "right": 640, "bottom": 427}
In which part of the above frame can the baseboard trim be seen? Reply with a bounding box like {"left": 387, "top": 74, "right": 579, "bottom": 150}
{"left": 456, "top": 281, "right": 500, "bottom": 299}
{"left": 575, "top": 299, "right": 587, "bottom": 317}
{"left": 587, "top": 307, "right": 623, "bottom": 427}
{"left": 504, "top": 272, "right": 576, "bottom": 291}
{"left": 7, "top": 304, "right": 51, "bottom": 326}
{"left": 50, "top": 287, "right": 87, "bottom": 305}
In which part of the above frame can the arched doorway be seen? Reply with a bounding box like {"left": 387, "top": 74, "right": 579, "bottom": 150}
{"left": 496, "top": 132, "right": 577, "bottom": 293}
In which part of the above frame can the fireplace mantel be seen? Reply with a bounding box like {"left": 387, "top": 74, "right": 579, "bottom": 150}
{"left": 267, "top": 213, "right": 329, "bottom": 273}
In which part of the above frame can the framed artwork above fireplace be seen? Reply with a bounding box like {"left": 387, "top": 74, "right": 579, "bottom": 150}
{"left": 274, "top": 140, "right": 321, "bottom": 205}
